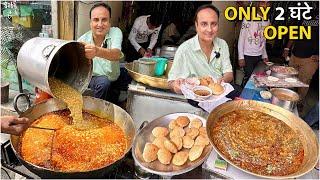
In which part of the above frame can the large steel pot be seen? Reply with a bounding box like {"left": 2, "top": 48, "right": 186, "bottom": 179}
{"left": 17, "top": 37, "right": 92, "bottom": 96}
{"left": 206, "top": 100, "right": 318, "bottom": 179}
{"left": 160, "top": 45, "right": 177, "bottom": 60}
{"left": 10, "top": 96, "right": 136, "bottom": 178}
{"left": 270, "top": 88, "right": 299, "bottom": 111}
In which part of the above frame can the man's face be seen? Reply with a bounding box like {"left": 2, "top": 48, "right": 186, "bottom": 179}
{"left": 195, "top": 8, "right": 219, "bottom": 43}
{"left": 90, "top": 7, "right": 110, "bottom": 37}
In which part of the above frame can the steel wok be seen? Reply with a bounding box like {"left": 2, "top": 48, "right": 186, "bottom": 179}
{"left": 10, "top": 96, "right": 136, "bottom": 178}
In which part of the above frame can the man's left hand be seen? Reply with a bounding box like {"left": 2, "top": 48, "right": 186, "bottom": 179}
{"left": 146, "top": 48, "right": 153, "bottom": 54}
{"left": 311, "top": 55, "right": 319, "bottom": 62}
{"left": 84, "top": 44, "right": 97, "bottom": 59}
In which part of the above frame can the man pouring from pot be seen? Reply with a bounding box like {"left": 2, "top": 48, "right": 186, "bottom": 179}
{"left": 168, "top": 4, "right": 233, "bottom": 94}
{"left": 78, "top": 3, "right": 125, "bottom": 102}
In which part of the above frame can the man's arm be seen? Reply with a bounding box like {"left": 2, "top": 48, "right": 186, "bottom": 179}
{"left": 128, "top": 17, "right": 142, "bottom": 52}
{"left": 148, "top": 25, "right": 162, "bottom": 51}
{"left": 221, "top": 40, "right": 234, "bottom": 83}
{"left": 282, "top": 40, "right": 293, "bottom": 58}
{"left": 222, "top": 72, "right": 233, "bottom": 83}
{"left": 84, "top": 28, "right": 123, "bottom": 61}
{"left": 238, "top": 20, "right": 246, "bottom": 67}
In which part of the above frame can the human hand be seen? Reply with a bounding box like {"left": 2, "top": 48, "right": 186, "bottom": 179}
{"left": 138, "top": 48, "right": 146, "bottom": 57}
{"left": 238, "top": 59, "right": 245, "bottom": 67}
{"left": 84, "top": 43, "right": 97, "bottom": 59}
{"left": 1, "top": 116, "right": 30, "bottom": 135}
{"left": 263, "top": 58, "right": 269, "bottom": 63}
{"left": 146, "top": 48, "right": 153, "bottom": 54}
{"left": 172, "top": 78, "right": 185, "bottom": 94}
{"left": 282, "top": 49, "right": 289, "bottom": 59}
{"left": 311, "top": 55, "right": 319, "bottom": 62}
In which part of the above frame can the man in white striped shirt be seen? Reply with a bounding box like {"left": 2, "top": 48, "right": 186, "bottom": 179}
{"left": 127, "top": 14, "right": 162, "bottom": 61}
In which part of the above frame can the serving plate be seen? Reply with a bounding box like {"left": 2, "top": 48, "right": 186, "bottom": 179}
{"left": 132, "top": 113, "right": 212, "bottom": 177}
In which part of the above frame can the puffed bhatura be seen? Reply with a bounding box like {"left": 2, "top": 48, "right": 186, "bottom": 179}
{"left": 164, "top": 139, "right": 178, "bottom": 153}
{"left": 199, "top": 127, "right": 207, "bottom": 136}
{"left": 170, "top": 127, "right": 185, "bottom": 139}
{"left": 143, "top": 143, "right": 159, "bottom": 162}
{"left": 190, "top": 118, "right": 203, "bottom": 129}
{"left": 182, "top": 136, "right": 194, "bottom": 149}
{"left": 157, "top": 148, "right": 172, "bottom": 165}
{"left": 194, "top": 135, "right": 210, "bottom": 146}
{"left": 172, "top": 150, "right": 189, "bottom": 166}
{"left": 185, "top": 127, "right": 199, "bottom": 140}
{"left": 152, "top": 137, "right": 168, "bottom": 149}
{"left": 152, "top": 127, "right": 169, "bottom": 137}
{"left": 169, "top": 120, "right": 179, "bottom": 129}
{"left": 189, "top": 145, "right": 205, "bottom": 161}
{"left": 170, "top": 136, "right": 183, "bottom": 150}
{"left": 176, "top": 116, "right": 190, "bottom": 127}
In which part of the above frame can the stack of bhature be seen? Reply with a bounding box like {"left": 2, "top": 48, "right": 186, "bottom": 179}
{"left": 142, "top": 116, "right": 210, "bottom": 166}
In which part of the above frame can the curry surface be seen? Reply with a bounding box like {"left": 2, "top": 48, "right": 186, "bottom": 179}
{"left": 20, "top": 110, "right": 127, "bottom": 172}
{"left": 211, "top": 110, "right": 304, "bottom": 176}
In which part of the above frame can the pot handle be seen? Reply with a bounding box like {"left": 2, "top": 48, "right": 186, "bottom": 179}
{"left": 138, "top": 121, "right": 149, "bottom": 132}
{"left": 42, "top": 44, "right": 56, "bottom": 59}
{"left": 13, "top": 93, "right": 31, "bottom": 115}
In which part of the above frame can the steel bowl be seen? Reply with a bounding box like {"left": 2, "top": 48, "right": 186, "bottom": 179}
{"left": 270, "top": 88, "right": 299, "bottom": 111}
{"left": 132, "top": 113, "right": 212, "bottom": 177}
{"left": 206, "top": 100, "right": 318, "bottom": 179}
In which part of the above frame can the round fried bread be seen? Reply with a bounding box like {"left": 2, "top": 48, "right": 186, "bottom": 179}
{"left": 169, "top": 127, "right": 185, "bottom": 139}
{"left": 143, "top": 143, "right": 159, "bottom": 162}
{"left": 172, "top": 150, "right": 189, "bottom": 166}
{"left": 176, "top": 116, "right": 190, "bottom": 127}
{"left": 182, "top": 135, "right": 194, "bottom": 149}
{"left": 164, "top": 139, "right": 178, "bottom": 153}
{"left": 152, "top": 136, "right": 168, "bottom": 149}
{"left": 157, "top": 148, "right": 172, "bottom": 165}
{"left": 170, "top": 136, "right": 183, "bottom": 150}
{"left": 185, "top": 127, "right": 199, "bottom": 140}
{"left": 152, "top": 127, "right": 169, "bottom": 137}
{"left": 199, "top": 127, "right": 207, "bottom": 136}
{"left": 169, "top": 120, "right": 179, "bottom": 129}
{"left": 189, "top": 145, "right": 205, "bottom": 161}
{"left": 209, "top": 83, "right": 224, "bottom": 95}
{"left": 194, "top": 135, "right": 210, "bottom": 146}
{"left": 190, "top": 118, "right": 203, "bottom": 129}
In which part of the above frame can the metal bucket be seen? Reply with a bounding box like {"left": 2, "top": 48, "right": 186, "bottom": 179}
{"left": 160, "top": 45, "right": 177, "bottom": 60}
{"left": 17, "top": 37, "right": 92, "bottom": 97}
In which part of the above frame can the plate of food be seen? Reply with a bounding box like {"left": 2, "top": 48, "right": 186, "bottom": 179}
{"left": 132, "top": 113, "right": 212, "bottom": 177}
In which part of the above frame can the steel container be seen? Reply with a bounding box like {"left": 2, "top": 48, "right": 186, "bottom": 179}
{"left": 160, "top": 45, "right": 177, "bottom": 60}
{"left": 270, "top": 88, "right": 299, "bottom": 111}
{"left": 17, "top": 37, "right": 92, "bottom": 97}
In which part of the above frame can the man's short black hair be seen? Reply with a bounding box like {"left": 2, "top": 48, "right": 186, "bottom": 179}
{"left": 194, "top": 4, "right": 220, "bottom": 22}
{"left": 89, "top": 2, "right": 111, "bottom": 19}
{"left": 149, "top": 13, "right": 161, "bottom": 27}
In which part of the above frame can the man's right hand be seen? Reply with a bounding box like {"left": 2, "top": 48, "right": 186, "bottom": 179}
{"left": 138, "top": 48, "right": 146, "bottom": 57}
{"left": 1, "top": 116, "right": 30, "bottom": 135}
{"left": 238, "top": 59, "right": 245, "bottom": 67}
